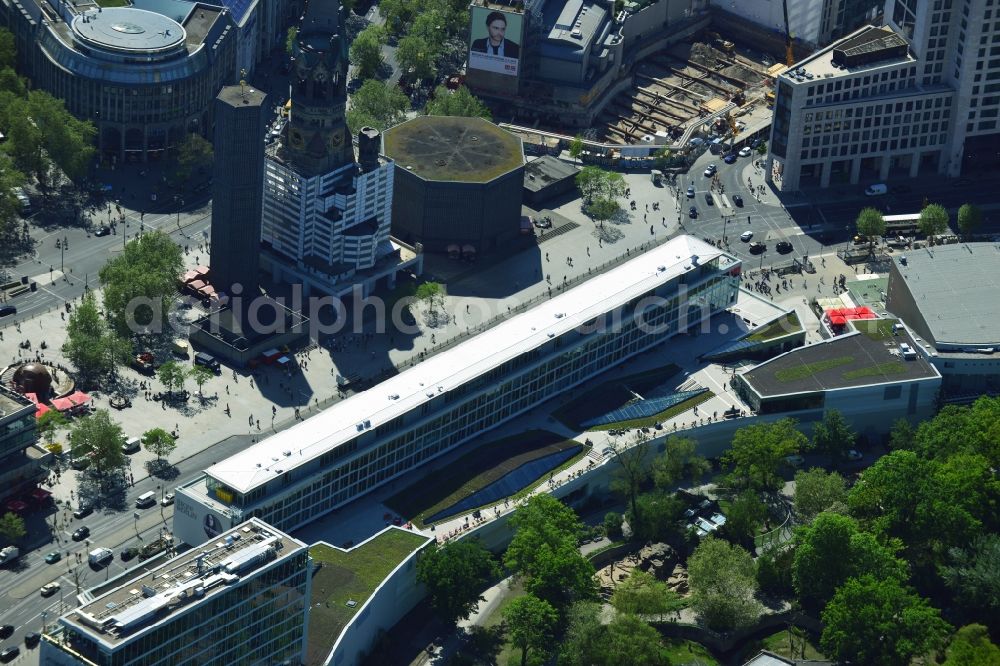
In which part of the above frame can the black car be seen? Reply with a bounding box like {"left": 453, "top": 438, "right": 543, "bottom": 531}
{"left": 749, "top": 241, "right": 766, "bottom": 255}
{"left": 776, "top": 240, "right": 793, "bottom": 254}
{"left": 0, "top": 625, "right": 12, "bottom": 640}
{"left": 121, "top": 547, "right": 138, "bottom": 562}
{"left": 73, "top": 505, "right": 93, "bottom": 520}
{"left": 732, "top": 194, "right": 743, "bottom": 207}
{"left": 0, "top": 647, "right": 18, "bottom": 663}
{"left": 689, "top": 206, "right": 698, "bottom": 218}
{"left": 72, "top": 526, "right": 90, "bottom": 541}
{"left": 94, "top": 226, "right": 111, "bottom": 237}
{"left": 24, "top": 632, "right": 39, "bottom": 648}
{"left": 705, "top": 192, "right": 714, "bottom": 205}
{"left": 0, "top": 305, "right": 15, "bottom": 318}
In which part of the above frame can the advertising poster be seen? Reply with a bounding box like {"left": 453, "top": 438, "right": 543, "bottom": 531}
{"left": 468, "top": 7, "right": 523, "bottom": 77}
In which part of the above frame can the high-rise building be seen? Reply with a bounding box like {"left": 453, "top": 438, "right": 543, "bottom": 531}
{"left": 766, "top": 0, "right": 1000, "bottom": 190}
{"left": 259, "top": 0, "right": 421, "bottom": 298}
{"left": 209, "top": 83, "right": 267, "bottom": 298}
{"left": 40, "top": 518, "right": 311, "bottom": 666}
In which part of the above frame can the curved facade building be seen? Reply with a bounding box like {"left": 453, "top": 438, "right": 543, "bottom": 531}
{"left": 0, "top": 0, "right": 237, "bottom": 163}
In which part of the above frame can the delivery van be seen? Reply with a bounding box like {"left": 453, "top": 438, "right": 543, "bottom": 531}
{"left": 88, "top": 548, "right": 113, "bottom": 566}
{"left": 136, "top": 491, "right": 156, "bottom": 508}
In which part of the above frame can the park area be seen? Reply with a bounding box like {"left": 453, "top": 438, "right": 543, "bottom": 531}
{"left": 384, "top": 430, "right": 584, "bottom": 527}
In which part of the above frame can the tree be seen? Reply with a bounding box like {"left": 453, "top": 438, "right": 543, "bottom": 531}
{"left": 157, "top": 360, "right": 187, "bottom": 398}
{"left": 559, "top": 602, "right": 669, "bottom": 666}
{"left": 820, "top": 575, "right": 951, "bottom": 666}
{"left": 610, "top": 569, "right": 684, "bottom": 616}
{"left": 347, "top": 79, "right": 409, "bottom": 133}
{"left": 721, "top": 490, "right": 767, "bottom": 548}
{"left": 37, "top": 409, "right": 69, "bottom": 448}
{"left": 792, "top": 512, "right": 906, "bottom": 607}
{"left": 168, "top": 133, "right": 213, "bottom": 188}
{"left": 62, "top": 291, "right": 132, "bottom": 387}
{"left": 416, "top": 539, "right": 499, "bottom": 624}
{"left": 888, "top": 417, "right": 915, "bottom": 451}
{"left": 69, "top": 409, "right": 126, "bottom": 483}
{"left": 793, "top": 468, "right": 847, "bottom": 521}
{"left": 349, "top": 24, "right": 387, "bottom": 79}
{"left": 142, "top": 428, "right": 177, "bottom": 464}
{"left": 756, "top": 141, "right": 768, "bottom": 155}
{"left": 603, "top": 511, "right": 623, "bottom": 540}
{"left": 575, "top": 166, "right": 626, "bottom": 223}
{"left": 686, "top": 537, "right": 762, "bottom": 631}
{"left": 0, "top": 152, "right": 26, "bottom": 238}
{"left": 396, "top": 34, "right": 439, "bottom": 81}
{"left": 756, "top": 546, "right": 795, "bottom": 596}
{"left": 855, "top": 207, "right": 886, "bottom": 249}
{"left": 940, "top": 534, "right": 1000, "bottom": 620}
{"left": 189, "top": 364, "right": 215, "bottom": 399}
{"left": 919, "top": 203, "right": 950, "bottom": 243}
{"left": 723, "top": 418, "right": 808, "bottom": 492}
{"left": 652, "top": 436, "right": 709, "bottom": 490}
{"left": 0, "top": 29, "right": 16, "bottom": 69}
{"left": 609, "top": 433, "right": 651, "bottom": 530}
{"left": 424, "top": 85, "right": 491, "bottom": 119}
{"left": 99, "top": 229, "right": 184, "bottom": 336}
{"left": 504, "top": 494, "right": 596, "bottom": 608}
{"left": 569, "top": 135, "right": 584, "bottom": 164}
{"left": 943, "top": 624, "right": 1000, "bottom": 666}
{"left": 811, "top": 409, "right": 854, "bottom": 462}
{"left": 503, "top": 594, "right": 558, "bottom": 666}
{"left": 629, "top": 491, "right": 685, "bottom": 544}
{"left": 0, "top": 512, "right": 25, "bottom": 542}
{"left": 957, "top": 203, "right": 982, "bottom": 239}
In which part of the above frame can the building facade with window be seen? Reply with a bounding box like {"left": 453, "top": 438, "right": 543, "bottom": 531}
{"left": 40, "top": 518, "right": 310, "bottom": 666}
{"left": 172, "top": 235, "right": 741, "bottom": 545}
{"left": 0, "top": 384, "right": 49, "bottom": 508}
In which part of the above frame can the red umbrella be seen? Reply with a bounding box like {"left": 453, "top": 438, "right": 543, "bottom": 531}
{"left": 23, "top": 392, "right": 39, "bottom": 404}
{"left": 68, "top": 390, "right": 91, "bottom": 406}
{"left": 35, "top": 403, "right": 50, "bottom": 418}
{"left": 51, "top": 397, "right": 74, "bottom": 412}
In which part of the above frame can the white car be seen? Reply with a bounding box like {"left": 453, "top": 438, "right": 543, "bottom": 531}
{"left": 161, "top": 493, "right": 175, "bottom": 507}
{"left": 846, "top": 449, "right": 863, "bottom": 461}
{"left": 40, "top": 582, "right": 60, "bottom": 597}
{"left": 687, "top": 185, "right": 695, "bottom": 198}
{"left": 740, "top": 230, "right": 754, "bottom": 242}
{"left": 739, "top": 146, "right": 753, "bottom": 157}
{"left": 703, "top": 164, "right": 717, "bottom": 177}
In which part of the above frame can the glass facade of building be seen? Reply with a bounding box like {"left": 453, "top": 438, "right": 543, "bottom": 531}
{"left": 198, "top": 258, "right": 739, "bottom": 533}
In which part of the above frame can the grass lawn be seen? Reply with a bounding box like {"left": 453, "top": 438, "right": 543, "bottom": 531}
{"left": 842, "top": 361, "right": 907, "bottom": 380}
{"left": 756, "top": 627, "right": 826, "bottom": 661}
{"left": 588, "top": 390, "right": 714, "bottom": 430}
{"left": 306, "top": 529, "right": 429, "bottom": 666}
{"left": 552, "top": 364, "right": 680, "bottom": 430}
{"left": 662, "top": 639, "right": 719, "bottom": 665}
{"left": 854, "top": 317, "right": 898, "bottom": 341}
{"left": 384, "top": 430, "right": 581, "bottom": 527}
{"left": 773, "top": 356, "right": 854, "bottom": 382}
{"left": 747, "top": 312, "right": 801, "bottom": 342}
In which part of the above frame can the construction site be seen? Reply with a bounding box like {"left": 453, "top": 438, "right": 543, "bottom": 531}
{"left": 596, "top": 34, "right": 784, "bottom": 149}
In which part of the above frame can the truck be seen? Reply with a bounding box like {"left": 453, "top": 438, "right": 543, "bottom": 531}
{"left": 0, "top": 546, "right": 19, "bottom": 565}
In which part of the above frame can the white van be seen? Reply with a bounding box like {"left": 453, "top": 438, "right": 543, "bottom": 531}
{"left": 122, "top": 436, "right": 141, "bottom": 454}
{"left": 864, "top": 183, "right": 888, "bottom": 196}
{"left": 136, "top": 491, "right": 156, "bottom": 508}
{"left": 88, "top": 548, "right": 113, "bottom": 566}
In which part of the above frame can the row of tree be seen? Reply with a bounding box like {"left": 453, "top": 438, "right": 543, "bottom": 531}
{"left": 856, "top": 201, "right": 982, "bottom": 246}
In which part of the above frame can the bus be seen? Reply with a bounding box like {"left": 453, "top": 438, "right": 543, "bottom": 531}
{"left": 882, "top": 213, "right": 921, "bottom": 236}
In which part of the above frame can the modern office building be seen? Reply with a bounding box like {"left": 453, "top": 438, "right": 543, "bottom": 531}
{"left": 767, "top": 0, "right": 1000, "bottom": 190}
{"left": 0, "top": 0, "right": 238, "bottom": 164}
{"left": 886, "top": 244, "right": 1000, "bottom": 397}
{"left": 0, "top": 383, "right": 49, "bottom": 507}
{"left": 40, "top": 518, "right": 311, "bottom": 666}
{"left": 384, "top": 116, "right": 525, "bottom": 254}
{"left": 173, "top": 235, "right": 741, "bottom": 545}
{"left": 259, "top": 1, "right": 421, "bottom": 298}
{"left": 209, "top": 83, "right": 267, "bottom": 298}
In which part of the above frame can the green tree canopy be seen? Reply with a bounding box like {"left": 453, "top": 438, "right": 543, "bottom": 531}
{"left": 720, "top": 490, "right": 767, "bottom": 548}
{"left": 416, "top": 539, "right": 499, "bottom": 624}
{"left": 855, "top": 207, "right": 886, "bottom": 246}
{"left": 569, "top": 135, "right": 584, "bottom": 163}
{"left": 0, "top": 512, "right": 26, "bottom": 542}
{"left": 559, "top": 602, "right": 669, "bottom": 666}
{"left": 0, "top": 151, "right": 26, "bottom": 237}
{"left": 61, "top": 291, "right": 132, "bottom": 387}
{"left": 723, "top": 418, "right": 808, "bottom": 492}
{"left": 575, "top": 166, "right": 626, "bottom": 223}
{"left": 628, "top": 491, "right": 685, "bottom": 544}
{"left": 347, "top": 79, "right": 409, "bottom": 133}
{"left": 99, "top": 229, "right": 184, "bottom": 336}
{"left": 686, "top": 537, "right": 762, "bottom": 631}
{"left": 943, "top": 624, "right": 1000, "bottom": 666}
{"left": 157, "top": 360, "right": 188, "bottom": 397}
{"left": 940, "top": 534, "right": 1000, "bottom": 621}
{"left": 503, "top": 494, "right": 596, "bottom": 608}
{"left": 792, "top": 512, "right": 907, "bottom": 607}
{"left": 37, "top": 405, "right": 69, "bottom": 447}
{"left": 957, "top": 203, "right": 982, "bottom": 239}
{"left": 168, "top": 133, "right": 213, "bottom": 188}
{"left": 811, "top": 409, "right": 855, "bottom": 462}
{"left": 0, "top": 29, "right": 16, "bottom": 69}
{"left": 651, "top": 436, "right": 709, "bottom": 490}
{"left": 793, "top": 468, "right": 847, "bottom": 521}
{"left": 820, "top": 575, "right": 951, "bottom": 666}
{"left": 349, "top": 24, "right": 387, "bottom": 79}
{"left": 142, "top": 428, "right": 177, "bottom": 464}
{"left": 69, "top": 409, "right": 127, "bottom": 483}
{"left": 503, "top": 593, "right": 558, "bottom": 666}
{"left": 189, "top": 364, "right": 215, "bottom": 398}
{"left": 904, "top": 396, "right": 1000, "bottom": 467}
{"left": 396, "top": 34, "right": 439, "bottom": 81}
{"left": 610, "top": 569, "right": 684, "bottom": 616}
{"left": 918, "top": 203, "right": 950, "bottom": 242}
{"left": 608, "top": 434, "right": 651, "bottom": 530}
{"left": 423, "top": 85, "right": 491, "bottom": 119}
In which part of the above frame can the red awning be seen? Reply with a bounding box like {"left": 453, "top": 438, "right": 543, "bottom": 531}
{"left": 23, "top": 392, "right": 39, "bottom": 404}
{"left": 193, "top": 265, "right": 209, "bottom": 275}
{"left": 68, "top": 390, "right": 91, "bottom": 405}
{"left": 5, "top": 500, "right": 27, "bottom": 513}
{"left": 181, "top": 270, "right": 200, "bottom": 284}
{"left": 829, "top": 315, "right": 848, "bottom": 326}
{"left": 826, "top": 306, "right": 878, "bottom": 321}
{"left": 51, "top": 397, "right": 75, "bottom": 412}
{"left": 35, "top": 403, "right": 51, "bottom": 418}
{"left": 188, "top": 279, "right": 207, "bottom": 290}
{"left": 30, "top": 488, "right": 51, "bottom": 502}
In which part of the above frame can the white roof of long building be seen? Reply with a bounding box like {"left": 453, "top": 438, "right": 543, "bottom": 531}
{"left": 207, "top": 235, "right": 733, "bottom": 494}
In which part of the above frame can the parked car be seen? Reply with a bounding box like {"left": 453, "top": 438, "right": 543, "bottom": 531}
{"left": 534, "top": 216, "right": 552, "bottom": 229}
{"left": 72, "top": 526, "right": 90, "bottom": 541}
{"left": 740, "top": 230, "right": 754, "bottom": 242}
{"left": 732, "top": 194, "right": 743, "bottom": 207}
{"left": 776, "top": 240, "right": 793, "bottom": 254}
{"left": 0, "top": 646, "right": 19, "bottom": 662}
{"left": 73, "top": 505, "right": 93, "bottom": 520}
{"left": 739, "top": 146, "right": 753, "bottom": 157}
{"left": 44, "top": 551, "right": 61, "bottom": 564}
{"left": 40, "top": 582, "right": 60, "bottom": 597}
{"left": 120, "top": 547, "right": 138, "bottom": 562}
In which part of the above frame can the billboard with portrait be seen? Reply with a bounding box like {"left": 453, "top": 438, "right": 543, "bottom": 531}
{"left": 173, "top": 489, "right": 235, "bottom": 547}
{"left": 468, "top": 7, "right": 523, "bottom": 77}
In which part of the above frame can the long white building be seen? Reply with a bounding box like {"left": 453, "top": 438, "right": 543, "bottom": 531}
{"left": 173, "top": 235, "right": 741, "bottom": 545}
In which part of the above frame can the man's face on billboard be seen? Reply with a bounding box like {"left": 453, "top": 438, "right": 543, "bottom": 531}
{"left": 488, "top": 19, "right": 506, "bottom": 45}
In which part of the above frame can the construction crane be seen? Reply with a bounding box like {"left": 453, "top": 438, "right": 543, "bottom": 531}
{"left": 782, "top": 0, "right": 795, "bottom": 66}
